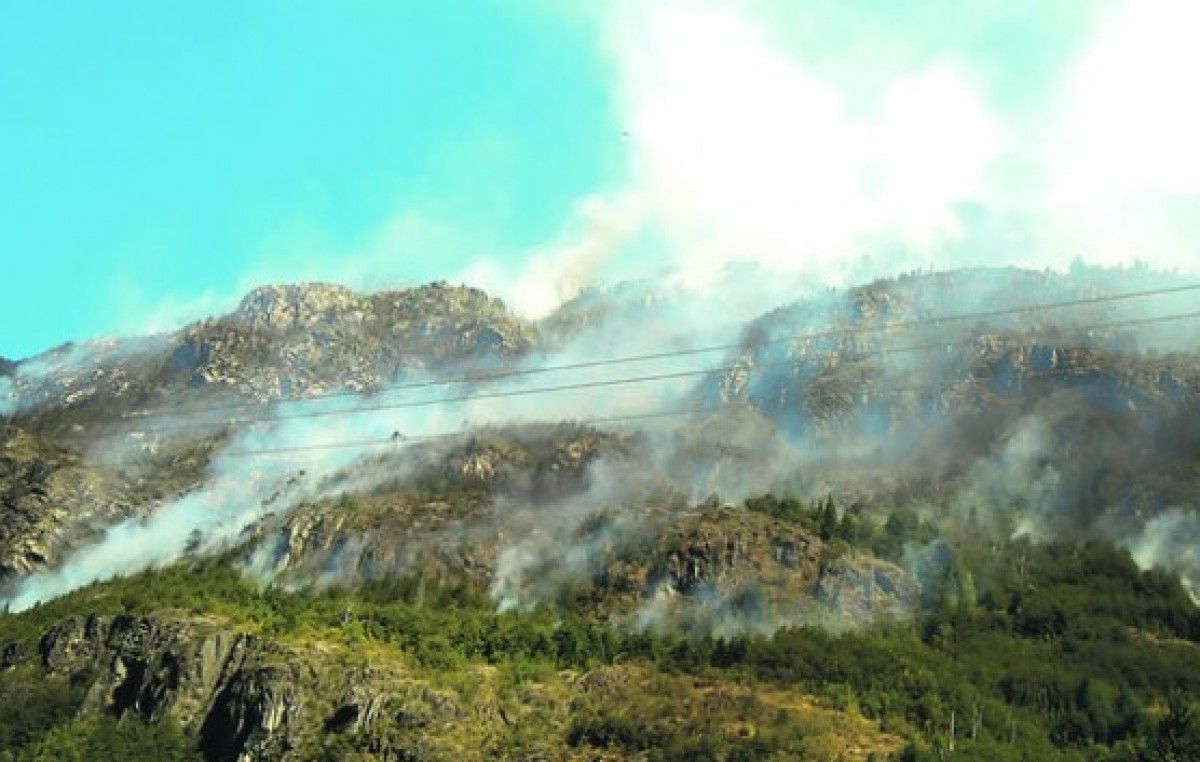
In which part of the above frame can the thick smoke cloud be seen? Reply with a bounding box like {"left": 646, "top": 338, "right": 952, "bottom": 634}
{"left": 459, "top": 0, "right": 1200, "bottom": 321}
{"left": 0, "top": 326, "right": 719, "bottom": 610}
{"left": 1130, "top": 509, "right": 1200, "bottom": 603}
{"left": 6, "top": 1, "right": 1200, "bottom": 622}
{"left": 6, "top": 262, "right": 1198, "bottom": 623}
{"left": 0, "top": 378, "right": 14, "bottom": 417}
{"left": 124, "top": 0, "right": 1200, "bottom": 333}
{"left": 489, "top": 460, "right": 654, "bottom": 613}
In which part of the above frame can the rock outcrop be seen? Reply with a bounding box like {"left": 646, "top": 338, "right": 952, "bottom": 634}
{"left": 169, "top": 281, "right": 536, "bottom": 403}
{"left": 23, "top": 611, "right": 446, "bottom": 762}
{"left": 6, "top": 281, "right": 537, "bottom": 433}
{"left": 0, "top": 428, "right": 139, "bottom": 579}
{"left": 39, "top": 613, "right": 249, "bottom": 726}
{"left": 0, "top": 281, "right": 539, "bottom": 581}
{"left": 245, "top": 423, "right": 638, "bottom": 587}
{"left": 712, "top": 268, "right": 1200, "bottom": 433}
{"left": 643, "top": 508, "right": 919, "bottom": 625}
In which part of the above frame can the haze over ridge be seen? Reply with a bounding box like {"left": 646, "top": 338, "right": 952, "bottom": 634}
{"left": 4, "top": 0, "right": 1200, "bottom": 359}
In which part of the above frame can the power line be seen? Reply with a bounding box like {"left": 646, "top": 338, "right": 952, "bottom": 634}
{"left": 141, "top": 363, "right": 765, "bottom": 433}
{"left": 135, "top": 310, "right": 1200, "bottom": 433}
{"left": 132, "top": 309, "right": 1200, "bottom": 434}
{"left": 123, "top": 283, "right": 1200, "bottom": 422}
{"left": 224, "top": 404, "right": 731, "bottom": 457}
{"left": 222, "top": 355, "right": 1199, "bottom": 458}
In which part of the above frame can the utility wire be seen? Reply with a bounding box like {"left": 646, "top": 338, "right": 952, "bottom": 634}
{"left": 123, "top": 283, "right": 1200, "bottom": 422}
{"left": 131, "top": 309, "right": 1200, "bottom": 435}
{"left": 223, "top": 354, "right": 1199, "bottom": 458}
{"left": 225, "top": 404, "right": 732, "bottom": 457}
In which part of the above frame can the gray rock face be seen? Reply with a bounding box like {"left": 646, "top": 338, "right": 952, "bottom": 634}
{"left": 233, "top": 283, "right": 365, "bottom": 334}
{"left": 36, "top": 613, "right": 291, "bottom": 760}
{"left": 0, "top": 281, "right": 539, "bottom": 582}
{"left": 38, "top": 614, "right": 250, "bottom": 727}
{"left": 694, "top": 268, "right": 1200, "bottom": 534}
{"left": 650, "top": 509, "right": 918, "bottom": 622}
{"left": 0, "top": 428, "right": 138, "bottom": 579}
{"left": 170, "top": 281, "right": 537, "bottom": 403}
{"left": 815, "top": 555, "right": 921, "bottom": 619}
{"left": 200, "top": 665, "right": 302, "bottom": 762}
{"left": 6, "top": 281, "right": 536, "bottom": 427}
{"left": 244, "top": 423, "right": 635, "bottom": 589}
{"left": 17, "top": 610, "right": 457, "bottom": 762}
{"left": 663, "top": 532, "right": 756, "bottom": 594}
{"left": 32, "top": 613, "right": 314, "bottom": 761}
{"left": 712, "top": 268, "right": 1200, "bottom": 435}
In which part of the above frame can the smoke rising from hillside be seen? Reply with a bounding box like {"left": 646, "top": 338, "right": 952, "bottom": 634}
{"left": 0, "top": 379, "right": 14, "bottom": 418}
{"left": 4, "top": 1, "right": 1200, "bottom": 632}
{"left": 459, "top": 0, "right": 1200, "bottom": 322}
{"left": 1131, "top": 509, "right": 1200, "bottom": 603}
{"left": 93, "top": 0, "right": 1200, "bottom": 344}
{"left": 6, "top": 262, "right": 1200, "bottom": 618}
{"left": 489, "top": 460, "right": 656, "bottom": 614}
{"left": 0, "top": 324, "right": 723, "bottom": 611}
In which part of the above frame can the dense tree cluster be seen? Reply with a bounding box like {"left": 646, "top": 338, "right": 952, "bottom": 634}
{"left": 1, "top": 500, "right": 1199, "bottom": 759}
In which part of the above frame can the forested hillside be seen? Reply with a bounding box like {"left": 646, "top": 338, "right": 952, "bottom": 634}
{"left": 1, "top": 268, "right": 1199, "bottom": 760}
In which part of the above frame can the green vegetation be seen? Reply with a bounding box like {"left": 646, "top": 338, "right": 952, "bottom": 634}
{"left": 3, "top": 715, "right": 199, "bottom": 762}
{"left": 0, "top": 666, "right": 197, "bottom": 761}
{"left": 743, "top": 493, "right": 938, "bottom": 558}
{"left": 0, "top": 674, "right": 83, "bottom": 754}
{"left": 1, "top": 497, "right": 1199, "bottom": 760}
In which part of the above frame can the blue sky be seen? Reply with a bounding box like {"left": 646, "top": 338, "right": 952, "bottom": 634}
{"left": 0, "top": 1, "right": 620, "bottom": 358}
{"left": 3, "top": 0, "right": 1199, "bottom": 360}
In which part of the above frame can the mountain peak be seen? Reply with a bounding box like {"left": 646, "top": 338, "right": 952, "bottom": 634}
{"left": 233, "top": 282, "right": 365, "bottom": 333}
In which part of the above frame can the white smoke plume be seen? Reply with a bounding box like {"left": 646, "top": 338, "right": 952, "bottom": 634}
{"left": 0, "top": 331, "right": 716, "bottom": 610}
{"left": 67, "top": 0, "right": 1199, "bottom": 347}
{"left": 461, "top": 0, "right": 1200, "bottom": 322}
{"left": 1129, "top": 508, "right": 1200, "bottom": 603}
{"left": 488, "top": 458, "right": 673, "bottom": 613}
{"left": 8, "top": 0, "right": 1200, "bottom": 618}
{"left": 0, "top": 377, "right": 15, "bottom": 417}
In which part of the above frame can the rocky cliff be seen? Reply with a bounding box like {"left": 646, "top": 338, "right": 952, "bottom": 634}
{"left": 0, "top": 282, "right": 539, "bottom": 583}
{"left": 168, "top": 281, "right": 536, "bottom": 403}
{"left": 1, "top": 604, "right": 905, "bottom": 760}
{"left": 696, "top": 269, "right": 1200, "bottom": 530}
{"left": 5, "top": 281, "right": 537, "bottom": 440}
{"left": 5, "top": 269, "right": 1199, "bottom": 594}
{"left": 0, "top": 428, "right": 141, "bottom": 578}
{"left": 1, "top": 267, "right": 1198, "bottom": 759}
{"left": 12, "top": 611, "right": 456, "bottom": 761}
{"left": 242, "top": 421, "right": 920, "bottom": 633}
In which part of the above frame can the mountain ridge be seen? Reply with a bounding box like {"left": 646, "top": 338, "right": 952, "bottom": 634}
{"left": 1, "top": 265, "right": 1199, "bottom": 760}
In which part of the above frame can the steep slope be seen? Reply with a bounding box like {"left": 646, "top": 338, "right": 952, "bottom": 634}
{"left": 2, "top": 267, "right": 1200, "bottom": 760}
{"left": 7, "top": 281, "right": 537, "bottom": 442}
{"left": 0, "top": 427, "right": 142, "bottom": 578}
{"left": 0, "top": 283, "right": 538, "bottom": 583}
{"left": 167, "top": 281, "right": 536, "bottom": 402}
{"left": 697, "top": 268, "right": 1200, "bottom": 546}
{"left": 0, "top": 587, "right": 906, "bottom": 761}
